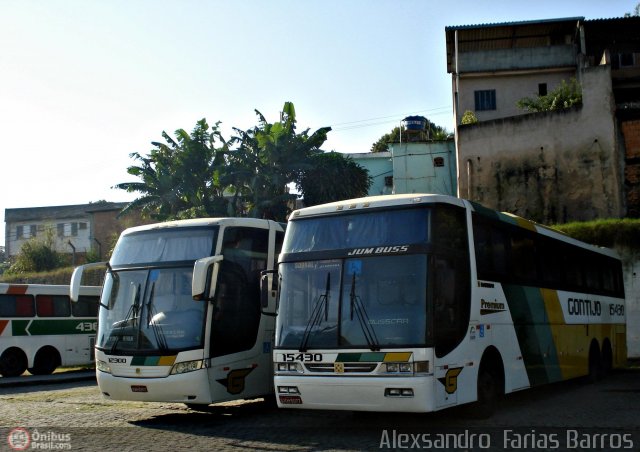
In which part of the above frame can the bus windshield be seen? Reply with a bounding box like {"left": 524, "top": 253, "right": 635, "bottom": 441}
{"left": 276, "top": 208, "right": 430, "bottom": 350}
{"left": 98, "top": 227, "right": 217, "bottom": 354}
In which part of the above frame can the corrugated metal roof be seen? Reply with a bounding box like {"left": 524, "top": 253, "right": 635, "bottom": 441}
{"left": 445, "top": 17, "right": 583, "bottom": 73}
{"left": 5, "top": 202, "right": 127, "bottom": 222}
{"left": 445, "top": 16, "right": 584, "bottom": 31}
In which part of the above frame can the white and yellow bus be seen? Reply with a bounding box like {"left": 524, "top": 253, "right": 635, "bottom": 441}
{"left": 273, "top": 194, "right": 626, "bottom": 415}
{"left": 71, "top": 218, "right": 284, "bottom": 407}
{"left": 0, "top": 283, "right": 100, "bottom": 377}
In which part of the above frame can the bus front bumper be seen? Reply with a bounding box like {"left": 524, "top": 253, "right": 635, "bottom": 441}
{"left": 96, "top": 368, "right": 212, "bottom": 404}
{"left": 274, "top": 374, "right": 435, "bottom": 412}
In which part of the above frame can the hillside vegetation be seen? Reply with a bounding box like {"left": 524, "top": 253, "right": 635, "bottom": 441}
{"left": 552, "top": 218, "right": 640, "bottom": 254}
{"left": 2, "top": 219, "right": 638, "bottom": 285}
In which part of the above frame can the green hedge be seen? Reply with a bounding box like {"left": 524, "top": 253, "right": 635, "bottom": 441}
{"left": 0, "top": 266, "right": 105, "bottom": 286}
{"left": 552, "top": 218, "right": 640, "bottom": 254}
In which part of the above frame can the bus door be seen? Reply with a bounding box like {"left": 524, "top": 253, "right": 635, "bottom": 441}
{"left": 432, "top": 255, "right": 471, "bottom": 409}
{"left": 206, "top": 226, "right": 272, "bottom": 401}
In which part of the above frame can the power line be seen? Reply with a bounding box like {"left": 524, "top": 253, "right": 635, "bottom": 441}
{"left": 329, "top": 106, "right": 452, "bottom": 132}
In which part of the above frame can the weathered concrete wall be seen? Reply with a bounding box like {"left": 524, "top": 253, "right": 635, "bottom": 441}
{"left": 620, "top": 250, "right": 640, "bottom": 358}
{"left": 390, "top": 141, "right": 457, "bottom": 196}
{"left": 457, "top": 65, "right": 623, "bottom": 224}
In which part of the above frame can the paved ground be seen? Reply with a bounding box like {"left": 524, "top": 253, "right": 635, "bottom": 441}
{"left": 0, "top": 369, "right": 639, "bottom": 451}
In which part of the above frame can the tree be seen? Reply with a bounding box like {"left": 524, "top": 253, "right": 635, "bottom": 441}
{"left": 625, "top": 2, "right": 640, "bottom": 16}
{"left": 370, "top": 118, "right": 451, "bottom": 153}
{"left": 228, "top": 102, "right": 332, "bottom": 220}
{"left": 115, "top": 119, "right": 231, "bottom": 220}
{"left": 296, "top": 152, "right": 371, "bottom": 206}
{"left": 116, "top": 102, "right": 370, "bottom": 222}
{"left": 516, "top": 78, "right": 582, "bottom": 113}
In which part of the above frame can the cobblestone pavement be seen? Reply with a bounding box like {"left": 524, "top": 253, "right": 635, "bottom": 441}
{"left": 0, "top": 370, "right": 639, "bottom": 451}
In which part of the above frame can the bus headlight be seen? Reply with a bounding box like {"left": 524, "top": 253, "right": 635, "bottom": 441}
{"left": 276, "top": 362, "right": 301, "bottom": 373}
{"left": 96, "top": 360, "right": 112, "bottom": 374}
{"left": 384, "top": 362, "right": 413, "bottom": 373}
{"left": 170, "top": 360, "right": 203, "bottom": 375}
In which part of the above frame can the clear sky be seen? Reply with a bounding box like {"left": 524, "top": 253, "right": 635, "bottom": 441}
{"left": 1, "top": 0, "right": 636, "bottom": 246}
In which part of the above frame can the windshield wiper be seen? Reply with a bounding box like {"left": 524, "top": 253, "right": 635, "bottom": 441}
{"left": 349, "top": 273, "right": 380, "bottom": 351}
{"left": 146, "top": 282, "right": 168, "bottom": 351}
{"left": 110, "top": 283, "right": 141, "bottom": 353}
{"left": 299, "top": 273, "right": 331, "bottom": 352}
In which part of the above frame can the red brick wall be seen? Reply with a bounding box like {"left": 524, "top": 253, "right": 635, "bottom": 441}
{"left": 90, "top": 209, "right": 151, "bottom": 260}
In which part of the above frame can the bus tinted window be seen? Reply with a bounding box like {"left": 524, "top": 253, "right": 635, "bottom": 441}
{"left": 472, "top": 212, "right": 624, "bottom": 298}
{"left": 0, "top": 294, "right": 35, "bottom": 317}
{"left": 36, "top": 295, "right": 71, "bottom": 317}
{"left": 284, "top": 209, "right": 429, "bottom": 253}
{"left": 72, "top": 296, "right": 99, "bottom": 317}
{"left": 111, "top": 227, "right": 216, "bottom": 265}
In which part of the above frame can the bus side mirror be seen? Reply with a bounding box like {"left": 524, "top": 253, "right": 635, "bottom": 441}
{"left": 260, "top": 269, "right": 277, "bottom": 314}
{"left": 70, "top": 262, "right": 107, "bottom": 301}
{"left": 192, "top": 255, "right": 224, "bottom": 301}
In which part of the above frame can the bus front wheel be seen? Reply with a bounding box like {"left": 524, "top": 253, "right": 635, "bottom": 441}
{"left": 0, "top": 348, "right": 28, "bottom": 377}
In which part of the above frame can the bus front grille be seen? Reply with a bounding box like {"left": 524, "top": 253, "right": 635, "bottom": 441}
{"left": 304, "top": 363, "right": 378, "bottom": 373}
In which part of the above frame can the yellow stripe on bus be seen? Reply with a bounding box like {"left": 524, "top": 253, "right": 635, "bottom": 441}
{"left": 383, "top": 352, "right": 412, "bottom": 362}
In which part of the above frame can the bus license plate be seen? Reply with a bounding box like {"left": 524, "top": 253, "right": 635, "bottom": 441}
{"left": 279, "top": 395, "right": 302, "bottom": 405}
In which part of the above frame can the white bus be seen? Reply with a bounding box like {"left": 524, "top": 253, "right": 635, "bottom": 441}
{"left": 71, "top": 218, "right": 284, "bottom": 407}
{"left": 0, "top": 283, "right": 100, "bottom": 377}
{"left": 273, "top": 194, "right": 626, "bottom": 415}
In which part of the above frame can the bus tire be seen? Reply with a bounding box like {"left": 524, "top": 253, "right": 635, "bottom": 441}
{"left": 0, "top": 348, "right": 28, "bottom": 377}
{"left": 601, "top": 339, "right": 613, "bottom": 377}
{"left": 588, "top": 340, "right": 603, "bottom": 383}
{"left": 468, "top": 349, "right": 504, "bottom": 419}
{"left": 28, "top": 347, "right": 60, "bottom": 375}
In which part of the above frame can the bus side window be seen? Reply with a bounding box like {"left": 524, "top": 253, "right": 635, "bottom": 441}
{"left": 73, "top": 296, "right": 99, "bottom": 317}
{"left": 0, "top": 295, "right": 35, "bottom": 317}
{"left": 36, "top": 295, "right": 71, "bottom": 317}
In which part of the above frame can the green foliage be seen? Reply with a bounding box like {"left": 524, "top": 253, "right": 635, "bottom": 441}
{"left": 370, "top": 118, "right": 451, "bottom": 153}
{"left": 296, "top": 152, "right": 372, "bottom": 206}
{"left": 229, "top": 101, "right": 332, "bottom": 221}
{"left": 624, "top": 2, "right": 640, "bottom": 16}
{"left": 0, "top": 265, "right": 104, "bottom": 285}
{"left": 461, "top": 110, "right": 478, "bottom": 125}
{"left": 552, "top": 218, "right": 640, "bottom": 251}
{"left": 6, "top": 233, "right": 66, "bottom": 274}
{"left": 117, "top": 102, "right": 370, "bottom": 222}
{"left": 114, "top": 119, "right": 231, "bottom": 221}
{"left": 516, "top": 78, "right": 582, "bottom": 113}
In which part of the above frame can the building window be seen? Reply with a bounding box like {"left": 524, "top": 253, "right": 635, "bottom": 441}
{"left": 384, "top": 176, "right": 393, "bottom": 187}
{"left": 57, "top": 223, "right": 65, "bottom": 237}
{"left": 474, "top": 90, "right": 496, "bottom": 111}
{"left": 433, "top": 157, "right": 445, "bottom": 167}
{"left": 612, "top": 53, "right": 636, "bottom": 69}
{"left": 538, "top": 83, "right": 547, "bottom": 96}
{"left": 16, "top": 225, "right": 37, "bottom": 240}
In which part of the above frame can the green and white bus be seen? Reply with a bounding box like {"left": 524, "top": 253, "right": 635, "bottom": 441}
{"left": 273, "top": 194, "right": 626, "bottom": 415}
{"left": 0, "top": 283, "right": 100, "bottom": 377}
{"left": 71, "top": 218, "right": 284, "bottom": 407}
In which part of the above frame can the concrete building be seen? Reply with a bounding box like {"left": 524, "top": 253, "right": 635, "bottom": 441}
{"left": 348, "top": 136, "right": 457, "bottom": 197}
{"left": 446, "top": 16, "right": 640, "bottom": 223}
{"left": 4, "top": 202, "right": 141, "bottom": 263}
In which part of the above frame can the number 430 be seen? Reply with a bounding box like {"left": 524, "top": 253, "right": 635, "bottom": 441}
{"left": 75, "top": 322, "right": 97, "bottom": 332}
